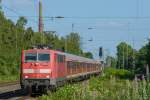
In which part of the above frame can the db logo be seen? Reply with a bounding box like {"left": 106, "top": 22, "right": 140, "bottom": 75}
{"left": 34, "top": 69, "right": 40, "bottom": 73}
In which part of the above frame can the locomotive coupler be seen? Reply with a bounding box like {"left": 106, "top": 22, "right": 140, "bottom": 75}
{"left": 35, "top": 84, "right": 38, "bottom": 91}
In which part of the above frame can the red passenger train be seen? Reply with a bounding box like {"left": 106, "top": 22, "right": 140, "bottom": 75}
{"left": 20, "top": 46, "right": 102, "bottom": 93}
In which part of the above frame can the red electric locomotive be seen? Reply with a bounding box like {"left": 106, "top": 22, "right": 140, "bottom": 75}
{"left": 20, "top": 45, "right": 101, "bottom": 93}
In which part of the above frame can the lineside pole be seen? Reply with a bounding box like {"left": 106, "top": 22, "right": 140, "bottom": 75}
{"left": 38, "top": 0, "right": 45, "bottom": 44}
{"left": 39, "top": 0, "right": 43, "bottom": 33}
{"left": 146, "top": 64, "right": 149, "bottom": 81}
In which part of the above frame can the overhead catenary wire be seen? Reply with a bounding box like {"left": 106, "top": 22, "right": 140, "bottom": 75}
{"left": 2, "top": 4, "right": 38, "bottom": 24}
{"left": 2, "top": 3, "right": 150, "bottom": 31}
{"left": 4, "top": 15, "right": 150, "bottom": 19}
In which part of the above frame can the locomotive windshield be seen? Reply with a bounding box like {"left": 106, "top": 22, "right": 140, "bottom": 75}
{"left": 25, "top": 53, "right": 50, "bottom": 62}
{"left": 25, "top": 53, "right": 37, "bottom": 62}
{"left": 38, "top": 53, "right": 50, "bottom": 62}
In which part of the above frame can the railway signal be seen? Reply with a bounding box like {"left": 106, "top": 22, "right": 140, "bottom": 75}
{"left": 99, "top": 47, "right": 103, "bottom": 58}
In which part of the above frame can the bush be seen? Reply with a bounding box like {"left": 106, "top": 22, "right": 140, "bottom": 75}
{"left": 104, "top": 68, "right": 134, "bottom": 79}
{"left": 39, "top": 84, "right": 84, "bottom": 100}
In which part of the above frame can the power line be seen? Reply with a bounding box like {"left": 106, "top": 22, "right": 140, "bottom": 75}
{"left": 4, "top": 16, "right": 150, "bottom": 19}
{"left": 82, "top": 40, "right": 148, "bottom": 44}
{"left": 2, "top": 4, "right": 38, "bottom": 24}
{"left": 2, "top": 4, "right": 22, "bottom": 15}
{"left": 136, "top": 0, "right": 140, "bottom": 19}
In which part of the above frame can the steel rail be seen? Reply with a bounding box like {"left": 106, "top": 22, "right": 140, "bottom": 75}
{"left": 0, "top": 81, "right": 19, "bottom": 87}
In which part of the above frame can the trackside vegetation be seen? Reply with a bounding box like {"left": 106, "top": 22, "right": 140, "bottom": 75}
{"left": 107, "top": 41, "right": 150, "bottom": 75}
{"left": 39, "top": 68, "right": 150, "bottom": 100}
{"left": 104, "top": 67, "right": 134, "bottom": 79}
{"left": 0, "top": 75, "right": 18, "bottom": 83}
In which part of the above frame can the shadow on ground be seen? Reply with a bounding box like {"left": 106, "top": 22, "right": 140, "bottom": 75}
{"left": 0, "top": 89, "right": 28, "bottom": 99}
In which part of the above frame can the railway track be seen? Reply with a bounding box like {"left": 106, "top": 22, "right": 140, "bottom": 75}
{"left": 0, "top": 81, "right": 19, "bottom": 87}
{"left": 0, "top": 81, "right": 43, "bottom": 100}
{"left": 0, "top": 81, "right": 33, "bottom": 100}
{"left": 0, "top": 81, "right": 20, "bottom": 94}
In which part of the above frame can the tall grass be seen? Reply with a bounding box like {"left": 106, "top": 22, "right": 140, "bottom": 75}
{"left": 39, "top": 76, "right": 150, "bottom": 100}
{"left": 39, "top": 68, "right": 150, "bottom": 100}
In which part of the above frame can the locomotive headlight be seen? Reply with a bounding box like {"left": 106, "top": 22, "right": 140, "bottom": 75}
{"left": 25, "top": 75, "right": 28, "bottom": 78}
{"left": 46, "top": 75, "right": 50, "bottom": 78}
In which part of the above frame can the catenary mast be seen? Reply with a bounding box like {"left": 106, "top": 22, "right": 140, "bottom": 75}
{"left": 39, "top": 0, "right": 43, "bottom": 33}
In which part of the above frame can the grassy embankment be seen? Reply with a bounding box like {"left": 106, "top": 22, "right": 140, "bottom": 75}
{"left": 0, "top": 75, "right": 19, "bottom": 83}
{"left": 39, "top": 68, "right": 150, "bottom": 100}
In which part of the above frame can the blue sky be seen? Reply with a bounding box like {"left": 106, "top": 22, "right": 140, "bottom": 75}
{"left": 1, "top": 0, "right": 150, "bottom": 59}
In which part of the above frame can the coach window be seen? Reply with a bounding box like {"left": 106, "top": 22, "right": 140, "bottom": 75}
{"left": 73, "top": 62, "right": 76, "bottom": 68}
{"left": 81, "top": 63, "right": 83, "bottom": 67}
{"left": 83, "top": 63, "right": 85, "bottom": 67}
{"left": 68, "top": 62, "right": 71, "bottom": 67}
{"left": 76, "top": 63, "right": 78, "bottom": 67}
{"left": 67, "top": 62, "right": 70, "bottom": 67}
{"left": 87, "top": 64, "right": 90, "bottom": 67}
{"left": 69, "top": 61, "right": 72, "bottom": 67}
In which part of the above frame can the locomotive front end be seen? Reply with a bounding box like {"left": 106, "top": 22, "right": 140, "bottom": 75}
{"left": 20, "top": 49, "right": 52, "bottom": 93}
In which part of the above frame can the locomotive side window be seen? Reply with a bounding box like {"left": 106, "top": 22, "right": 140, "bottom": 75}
{"left": 38, "top": 53, "right": 50, "bottom": 62}
{"left": 25, "top": 53, "right": 37, "bottom": 62}
{"left": 57, "top": 55, "right": 64, "bottom": 63}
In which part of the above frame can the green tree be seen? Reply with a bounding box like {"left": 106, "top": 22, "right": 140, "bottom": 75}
{"left": 16, "top": 17, "right": 27, "bottom": 29}
{"left": 83, "top": 52, "right": 93, "bottom": 59}
{"left": 116, "top": 42, "right": 135, "bottom": 70}
{"left": 23, "top": 27, "right": 34, "bottom": 48}
{"left": 146, "top": 40, "right": 150, "bottom": 67}
{"left": 66, "top": 32, "right": 81, "bottom": 55}
{"left": 135, "top": 46, "right": 147, "bottom": 74}
{"left": 135, "top": 39, "right": 150, "bottom": 74}
{"left": 106, "top": 56, "right": 117, "bottom": 68}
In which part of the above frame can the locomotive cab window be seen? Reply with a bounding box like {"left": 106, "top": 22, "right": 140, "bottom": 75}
{"left": 25, "top": 53, "right": 50, "bottom": 62}
{"left": 25, "top": 53, "right": 37, "bottom": 62}
{"left": 38, "top": 53, "right": 50, "bottom": 62}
